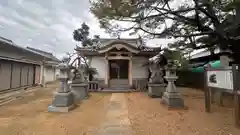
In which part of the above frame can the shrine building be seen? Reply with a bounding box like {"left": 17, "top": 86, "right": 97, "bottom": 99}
{"left": 75, "top": 38, "right": 161, "bottom": 90}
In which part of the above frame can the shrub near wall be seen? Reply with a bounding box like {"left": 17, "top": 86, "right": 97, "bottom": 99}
{"left": 176, "top": 70, "right": 204, "bottom": 90}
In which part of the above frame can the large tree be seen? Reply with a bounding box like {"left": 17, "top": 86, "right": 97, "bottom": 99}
{"left": 72, "top": 23, "right": 100, "bottom": 80}
{"left": 73, "top": 23, "right": 100, "bottom": 47}
{"left": 90, "top": 0, "right": 240, "bottom": 64}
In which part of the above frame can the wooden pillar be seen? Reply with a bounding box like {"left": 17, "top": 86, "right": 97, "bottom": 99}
{"left": 105, "top": 54, "right": 109, "bottom": 87}
{"left": 232, "top": 64, "right": 240, "bottom": 127}
{"left": 40, "top": 61, "right": 46, "bottom": 87}
{"left": 204, "top": 67, "right": 211, "bottom": 112}
{"left": 129, "top": 56, "right": 132, "bottom": 86}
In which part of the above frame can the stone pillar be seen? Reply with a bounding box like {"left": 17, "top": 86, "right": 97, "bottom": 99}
{"left": 48, "top": 63, "right": 75, "bottom": 112}
{"left": 161, "top": 61, "right": 184, "bottom": 108}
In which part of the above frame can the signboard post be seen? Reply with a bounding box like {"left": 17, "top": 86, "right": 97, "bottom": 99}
{"left": 205, "top": 66, "right": 240, "bottom": 127}
{"left": 232, "top": 64, "right": 240, "bottom": 127}
{"left": 204, "top": 67, "right": 211, "bottom": 112}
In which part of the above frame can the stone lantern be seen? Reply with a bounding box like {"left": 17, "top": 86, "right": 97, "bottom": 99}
{"left": 161, "top": 60, "right": 184, "bottom": 108}
{"left": 48, "top": 63, "right": 75, "bottom": 112}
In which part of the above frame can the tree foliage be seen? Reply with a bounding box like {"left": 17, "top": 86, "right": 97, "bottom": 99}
{"left": 73, "top": 23, "right": 100, "bottom": 47}
{"left": 90, "top": 0, "right": 240, "bottom": 63}
{"left": 162, "top": 48, "right": 189, "bottom": 69}
{"left": 64, "top": 52, "right": 98, "bottom": 81}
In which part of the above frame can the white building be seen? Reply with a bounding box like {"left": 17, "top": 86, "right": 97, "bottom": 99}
{"left": 0, "top": 36, "right": 60, "bottom": 92}
{"left": 76, "top": 38, "right": 161, "bottom": 90}
{"left": 26, "top": 47, "right": 61, "bottom": 85}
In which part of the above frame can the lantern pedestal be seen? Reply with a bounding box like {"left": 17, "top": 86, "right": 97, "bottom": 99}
{"left": 161, "top": 62, "right": 184, "bottom": 108}
{"left": 71, "top": 83, "right": 88, "bottom": 102}
{"left": 48, "top": 92, "right": 75, "bottom": 112}
{"left": 161, "top": 90, "right": 184, "bottom": 108}
{"left": 148, "top": 83, "right": 166, "bottom": 98}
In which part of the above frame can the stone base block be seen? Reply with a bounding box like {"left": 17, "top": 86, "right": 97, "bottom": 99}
{"left": 48, "top": 104, "right": 75, "bottom": 112}
{"left": 148, "top": 83, "right": 166, "bottom": 98}
{"left": 161, "top": 91, "right": 184, "bottom": 108}
{"left": 71, "top": 83, "right": 88, "bottom": 101}
{"left": 51, "top": 91, "right": 75, "bottom": 107}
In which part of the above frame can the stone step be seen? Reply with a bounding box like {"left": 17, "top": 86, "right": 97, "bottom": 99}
{"left": 110, "top": 87, "right": 131, "bottom": 90}
{"left": 0, "top": 86, "right": 39, "bottom": 106}
{"left": 0, "top": 96, "right": 13, "bottom": 105}
{"left": 97, "top": 93, "right": 132, "bottom": 135}
{"left": 110, "top": 84, "right": 130, "bottom": 87}
{"left": 110, "top": 85, "right": 129, "bottom": 87}
{"left": 109, "top": 86, "right": 132, "bottom": 90}
{"left": 98, "top": 126, "right": 131, "bottom": 135}
{"left": 100, "top": 89, "right": 137, "bottom": 93}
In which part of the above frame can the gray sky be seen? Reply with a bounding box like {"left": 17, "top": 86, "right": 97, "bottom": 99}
{"left": 0, "top": 0, "right": 175, "bottom": 59}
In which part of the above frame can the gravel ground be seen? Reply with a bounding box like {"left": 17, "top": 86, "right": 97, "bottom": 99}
{"left": 0, "top": 83, "right": 111, "bottom": 135}
{"left": 126, "top": 88, "right": 240, "bottom": 135}
{"left": 1, "top": 84, "right": 239, "bottom": 135}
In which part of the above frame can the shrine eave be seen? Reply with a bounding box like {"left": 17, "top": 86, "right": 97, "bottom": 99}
{"left": 75, "top": 47, "right": 161, "bottom": 57}
{"left": 74, "top": 39, "right": 161, "bottom": 56}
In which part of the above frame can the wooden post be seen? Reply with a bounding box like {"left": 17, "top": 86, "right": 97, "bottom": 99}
{"left": 105, "top": 54, "right": 109, "bottom": 87}
{"left": 210, "top": 89, "right": 214, "bottom": 104}
{"left": 232, "top": 64, "right": 240, "bottom": 127}
{"left": 234, "top": 92, "right": 240, "bottom": 127}
{"left": 9, "top": 62, "right": 13, "bottom": 89}
{"left": 128, "top": 56, "right": 132, "bottom": 86}
{"left": 204, "top": 67, "right": 211, "bottom": 112}
{"left": 40, "top": 62, "right": 45, "bottom": 87}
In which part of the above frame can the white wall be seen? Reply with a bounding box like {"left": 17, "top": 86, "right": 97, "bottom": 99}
{"left": 90, "top": 56, "right": 106, "bottom": 79}
{"left": 55, "top": 68, "right": 60, "bottom": 77}
{"left": 132, "top": 57, "right": 149, "bottom": 79}
{"left": 44, "top": 67, "right": 56, "bottom": 83}
{"left": 90, "top": 56, "right": 149, "bottom": 79}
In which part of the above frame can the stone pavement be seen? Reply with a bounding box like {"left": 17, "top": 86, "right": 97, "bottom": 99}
{"left": 97, "top": 93, "right": 132, "bottom": 135}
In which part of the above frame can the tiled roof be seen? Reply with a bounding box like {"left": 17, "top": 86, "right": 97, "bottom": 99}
{"left": 0, "top": 36, "right": 47, "bottom": 58}
{"left": 0, "top": 36, "right": 60, "bottom": 63}
{"left": 26, "top": 47, "right": 60, "bottom": 62}
{"left": 97, "top": 38, "right": 142, "bottom": 47}
{"left": 0, "top": 36, "right": 13, "bottom": 44}
{"left": 76, "top": 38, "right": 160, "bottom": 52}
